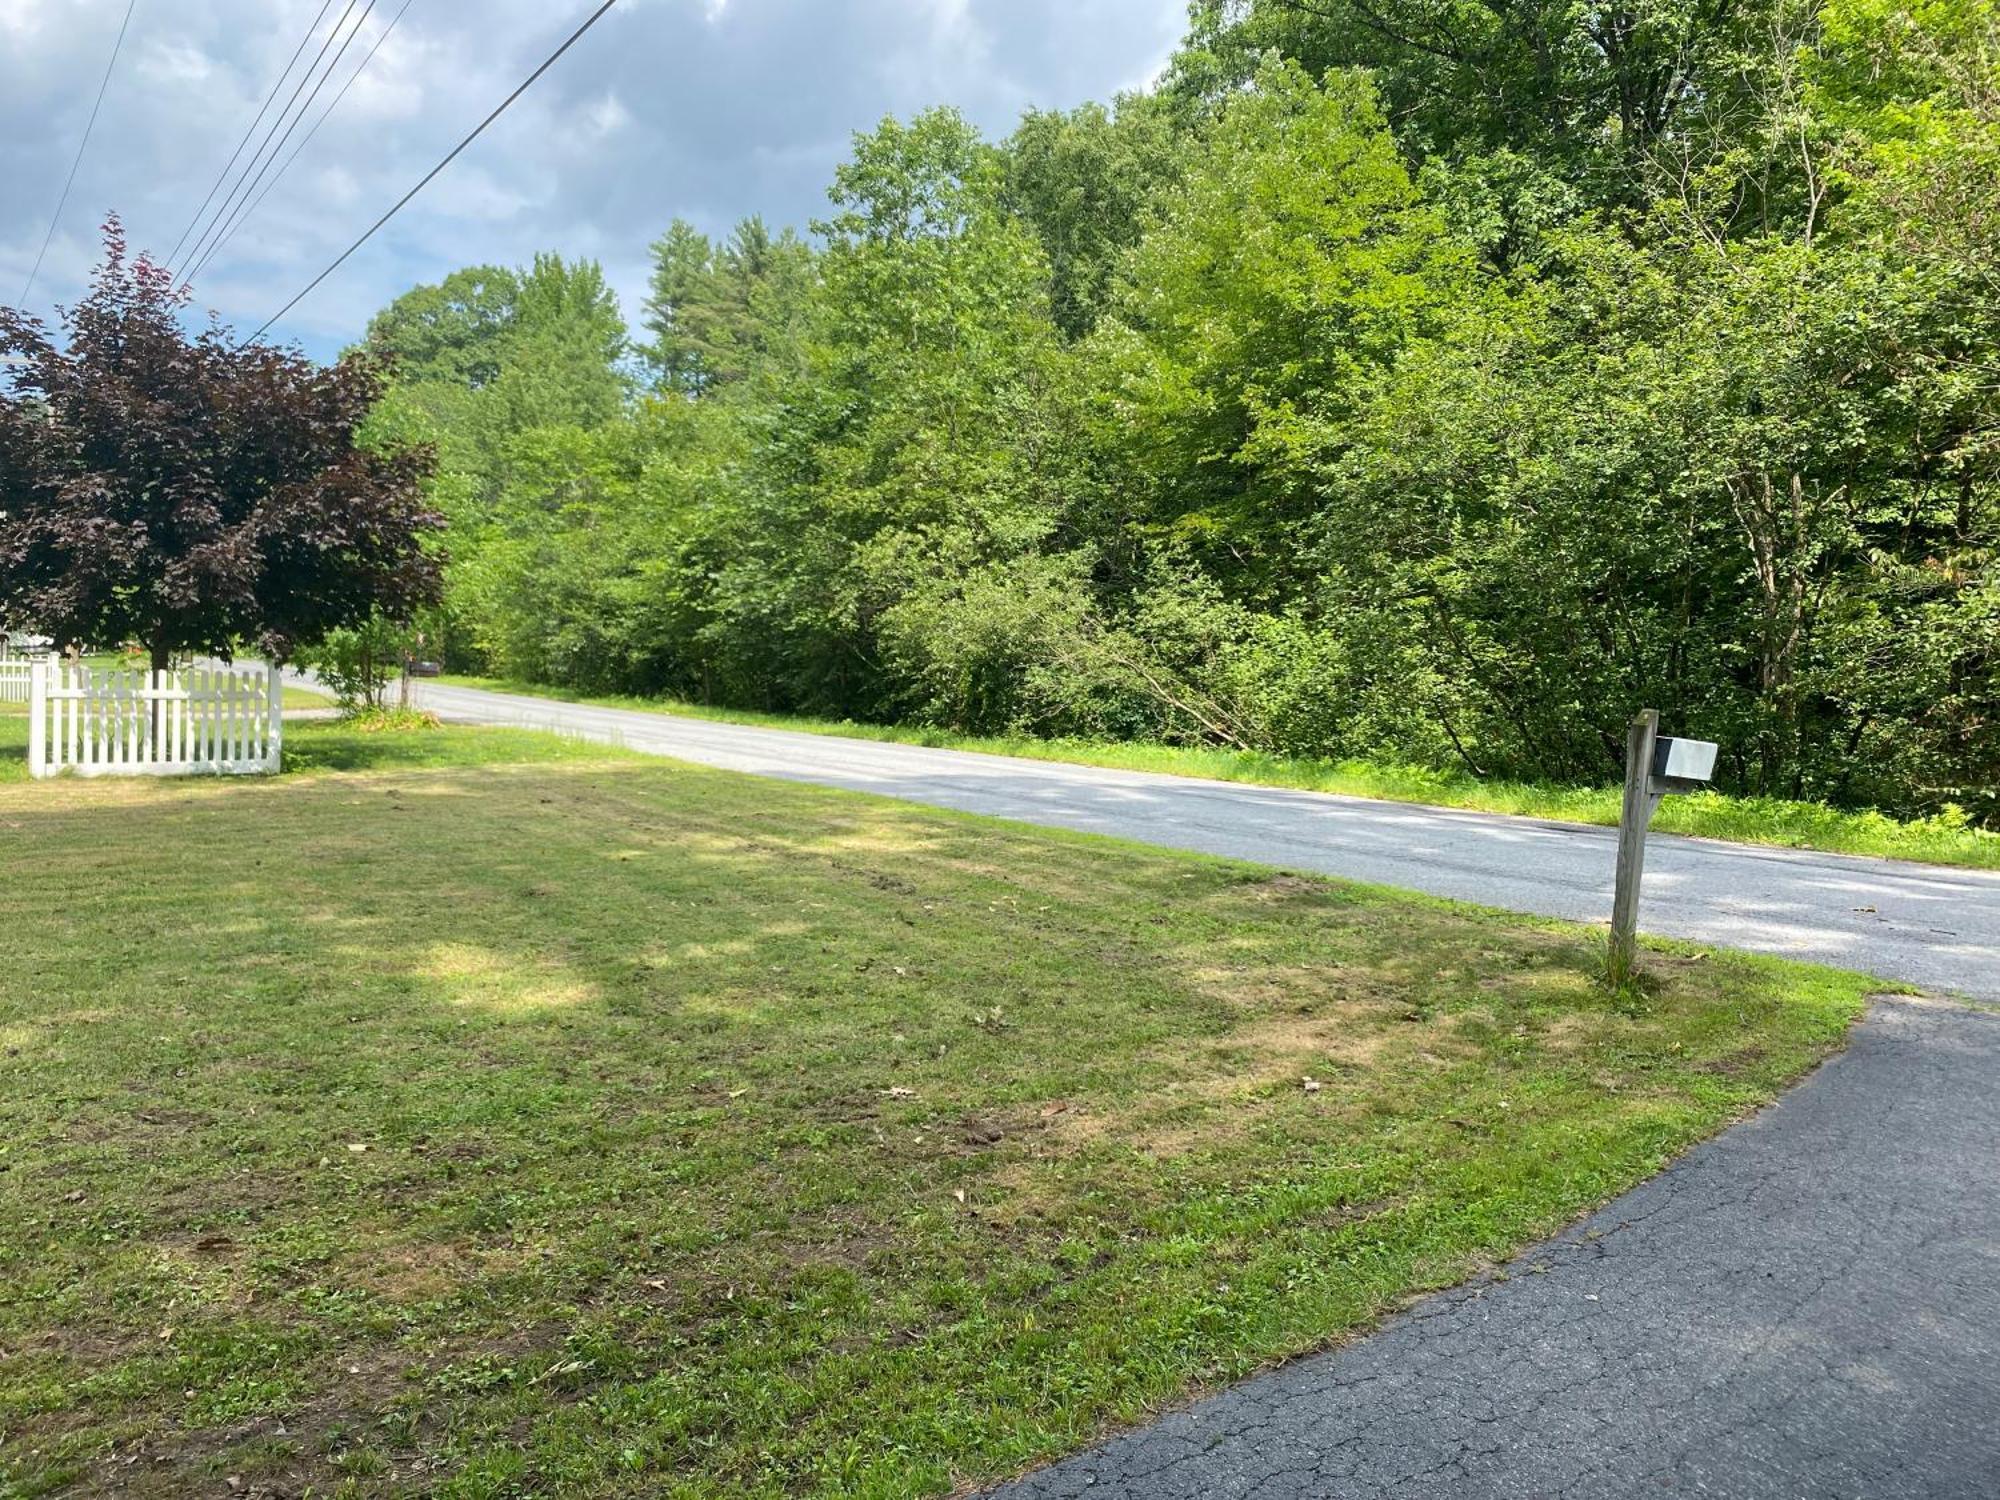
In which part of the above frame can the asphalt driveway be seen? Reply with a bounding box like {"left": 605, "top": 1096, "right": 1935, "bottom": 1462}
{"left": 993, "top": 997, "right": 2000, "bottom": 1499}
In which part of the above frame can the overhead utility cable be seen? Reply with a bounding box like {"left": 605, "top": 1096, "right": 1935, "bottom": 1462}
{"left": 243, "top": 0, "right": 621, "bottom": 345}
{"left": 18, "top": 0, "right": 143, "bottom": 307}
{"left": 163, "top": 0, "right": 339, "bottom": 272}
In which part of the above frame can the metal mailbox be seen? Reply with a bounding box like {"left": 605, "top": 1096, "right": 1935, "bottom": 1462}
{"left": 1650, "top": 735, "right": 1719, "bottom": 792}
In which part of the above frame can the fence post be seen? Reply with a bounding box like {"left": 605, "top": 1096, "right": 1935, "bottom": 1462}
{"left": 266, "top": 662, "right": 284, "bottom": 773}
{"left": 27, "top": 654, "right": 46, "bottom": 779}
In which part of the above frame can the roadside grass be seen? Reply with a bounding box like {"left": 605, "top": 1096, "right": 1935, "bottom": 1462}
{"left": 438, "top": 675, "right": 2000, "bottom": 871}
{"left": 0, "top": 715, "right": 1875, "bottom": 1498}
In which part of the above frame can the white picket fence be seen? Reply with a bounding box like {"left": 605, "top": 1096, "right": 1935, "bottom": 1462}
{"left": 0, "top": 659, "right": 29, "bottom": 704}
{"left": 26, "top": 660, "right": 283, "bottom": 778}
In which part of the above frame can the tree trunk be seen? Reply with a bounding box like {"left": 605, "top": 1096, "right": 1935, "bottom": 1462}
{"left": 150, "top": 637, "right": 173, "bottom": 754}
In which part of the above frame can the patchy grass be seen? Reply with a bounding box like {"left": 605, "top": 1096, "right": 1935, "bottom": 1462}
{"left": 440, "top": 675, "right": 2000, "bottom": 871}
{"left": 0, "top": 704, "right": 594, "bottom": 785}
{"left": 0, "top": 716, "right": 1874, "bottom": 1498}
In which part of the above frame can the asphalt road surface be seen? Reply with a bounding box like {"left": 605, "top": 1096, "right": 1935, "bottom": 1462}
{"left": 992, "top": 997, "right": 2000, "bottom": 1500}
{"left": 388, "top": 679, "right": 2000, "bottom": 1002}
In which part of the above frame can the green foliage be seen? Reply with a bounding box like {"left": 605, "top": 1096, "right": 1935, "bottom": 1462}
{"left": 642, "top": 216, "right": 816, "bottom": 393}
{"left": 1095, "top": 62, "right": 1464, "bottom": 584}
{"left": 1003, "top": 96, "right": 1185, "bottom": 338}
{"left": 367, "top": 4, "right": 1999, "bottom": 830}
{"left": 365, "top": 253, "right": 629, "bottom": 507}
{"left": 339, "top": 706, "right": 444, "bottom": 733}
{"left": 361, "top": 263, "right": 520, "bottom": 387}
{"left": 294, "top": 615, "right": 415, "bottom": 710}
{"left": 1173, "top": 0, "right": 1787, "bottom": 213}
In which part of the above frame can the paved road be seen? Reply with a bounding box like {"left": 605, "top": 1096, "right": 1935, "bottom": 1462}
{"left": 388, "top": 679, "right": 2000, "bottom": 1002}
{"left": 993, "top": 996, "right": 2000, "bottom": 1500}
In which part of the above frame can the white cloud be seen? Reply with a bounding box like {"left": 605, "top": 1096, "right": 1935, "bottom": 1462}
{"left": 0, "top": 0, "right": 47, "bottom": 40}
{"left": 1, "top": 0, "right": 1188, "bottom": 356}
{"left": 134, "top": 38, "right": 218, "bottom": 87}
{"left": 584, "top": 91, "right": 632, "bottom": 140}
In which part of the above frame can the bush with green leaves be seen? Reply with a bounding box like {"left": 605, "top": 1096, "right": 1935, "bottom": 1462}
{"left": 295, "top": 617, "right": 416, "bottom": 712}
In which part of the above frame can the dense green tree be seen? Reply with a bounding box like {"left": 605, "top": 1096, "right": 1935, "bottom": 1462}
{"left": 1326, "top": 218, "right": 1995, "bottom": 803}
{"left": 696, "top": 109, "right": 1100, "bottom": 722}
{"left": 1094, "top": 62, "right": 1464, "bottom": 587}
{"left": 367, "top": 254, "right": 629, "bottom": 505}
{"left": 1003, "top": 97, "right": 1184, "bottom": 339}
{"left": 641, "top": 216, "right": 815, "bottom": 393}
{"left": 362, "top": 264, "right": 520, "bottom": 387}
{"left": 0, "top": 223, "right": 441, "bottom": 670}
{"left": 361, "top": 0, "right": 1998, "bottom": 826}
{"left": 1173, "top": 0, "right": 1783, "bottom": 200}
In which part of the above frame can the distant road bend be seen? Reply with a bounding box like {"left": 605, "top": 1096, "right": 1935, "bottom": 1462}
{"left": 371, "top": 678, "right": 2000, "bottom": 1002}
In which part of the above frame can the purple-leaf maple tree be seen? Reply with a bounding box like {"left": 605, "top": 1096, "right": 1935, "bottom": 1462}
{"left": 0, "top": 219, "right": 443, "bottom": 672}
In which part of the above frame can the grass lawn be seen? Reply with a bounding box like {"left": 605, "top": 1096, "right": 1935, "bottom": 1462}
{"left": 438, "top": 675, "right": 2000, "bottom": 872}
{"left": 281, "top": 685, "right": 335, "bottom": 712}
{"left": 0, "top": 705, "right": 1877, "bottom": 1497}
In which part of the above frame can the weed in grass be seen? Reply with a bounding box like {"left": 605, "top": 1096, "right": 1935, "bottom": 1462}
{"left": 340, "top": 707, "right": 444, "bottom": 733}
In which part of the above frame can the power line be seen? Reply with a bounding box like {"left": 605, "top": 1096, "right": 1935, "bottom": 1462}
{"left": 244, "top": 0, "right": 622, "bottom": 346}
{"left": 183, "top": 0, "right": 385, "bottom": 286}
{"left": 175, "top": 0, "right": 368, "bottom": 284}
{"left": 186, "top": 0, "right": 416, "bottom": 286}
{"left": 169, "top": 0, "right": 350, "bottom": 277}
{"left": 162, "top": 0, "right": 339, "bottom": 273}
{"left": 17, "top": 0, "right": 142, "bottom": 308}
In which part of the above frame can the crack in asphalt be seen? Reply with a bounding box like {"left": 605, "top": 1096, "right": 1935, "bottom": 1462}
{"left": 988, "top": 999, "right": 2000, "bottom": 1500}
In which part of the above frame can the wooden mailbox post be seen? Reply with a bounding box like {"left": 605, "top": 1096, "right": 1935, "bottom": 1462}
{"left": 1609, "top": 710, "right": 1719, "bottom": 984}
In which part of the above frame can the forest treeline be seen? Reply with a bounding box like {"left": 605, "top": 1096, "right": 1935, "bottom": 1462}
{"left": 356, "top": 0, "right": 1999, "bottom": 824}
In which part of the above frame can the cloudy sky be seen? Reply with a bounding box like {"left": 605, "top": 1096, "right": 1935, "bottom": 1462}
{"left": 2, "top": 0, "right": 1187, "bottom": 358}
